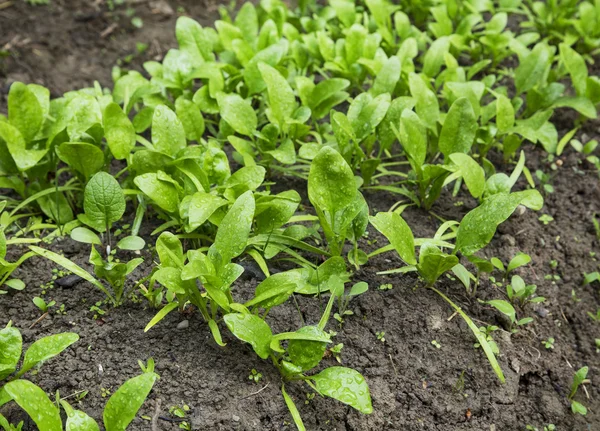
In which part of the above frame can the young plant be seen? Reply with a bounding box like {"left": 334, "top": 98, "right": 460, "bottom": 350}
{"left": 506, "top": 275, "right": 545, "bottom": 308}
{"left": 490, "top": 252, "right": 532, "bottom": 280}
{"left": 32, "top": 296, "right": 56, "bottom": 314}
{"left": 568, "top": 366, "right": 589, "bottom": 415}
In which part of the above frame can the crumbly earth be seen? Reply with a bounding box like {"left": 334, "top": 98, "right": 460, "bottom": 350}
{"left": 1, "top": 1, "right": 599, "bottom": 430}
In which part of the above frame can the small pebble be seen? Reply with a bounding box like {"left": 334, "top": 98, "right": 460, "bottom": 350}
{"left": 177, "top": 320, "right": 189, "bottom": 330}
{"left": 232, "top": 415, "right": 240, "bottom": 422}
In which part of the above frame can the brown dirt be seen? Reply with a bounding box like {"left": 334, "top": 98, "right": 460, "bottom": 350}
{"left": 1, "top": 1, "right": 600, "bottom": 430}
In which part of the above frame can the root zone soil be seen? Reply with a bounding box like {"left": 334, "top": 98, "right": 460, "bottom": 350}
{"left": 1, "top": 1, "right": 600, "bottom": 430}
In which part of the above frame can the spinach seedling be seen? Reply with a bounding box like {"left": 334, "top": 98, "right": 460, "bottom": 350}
{"left": 542, "top": 337, "right": 555, "bottom": 350}
{"left": 507, "top": 275, "right": 545, "bottom": 308}
{"left": 490, "top": 252, "right": 531, "bottom": 280}
{"left": 568, "top": 366, "right": 589, "bottom": 415}
{"left": 32, "top": 296, "right": 56, "bottom": 314}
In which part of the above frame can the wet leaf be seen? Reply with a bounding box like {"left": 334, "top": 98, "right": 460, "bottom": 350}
{"left": 311, "top": 367, "right": 372, "bottom": 414}
{"left": 83, "top": 172, "right": 126, "bottom": 233}
{"left": 20, "top": 333, "right": 79, "bottom": 376}
{"left": 216, "top": 92, "right": 257, "bottom": 137}
{"left": 439, "top": 98, "right": 477, "bottom": 157}
{"left": 3, "top": 380, "right": 62, "bottom": 431}
{"left": 61, "top": 400, "right": 100, "bottom": 431}
{"left": 0, "top": 325, "right": 22, "bottom": 380}
{"left": 288, "top": 326, "right": 329, "bottom": 371}
{"left": 152, "top": 105, "right": 186, "bottom": 157}
{"left": 8, "top": 82, "right": 43, "bottom": 143}
{"left": 369, "top": 212, "right": 416, "bottom": 265}
{"left": 56, "top": 142, "right": 104, "bottom": 181}
{"left": 258, "top": 62, "right": 296, "bottom": 126}
{"left": 103, "top": 372, "right": 159, "bottom": 431}
{"left": 224, "top": 313, "right": 272, "bottom": 359}
{"left": 104, "top": 103, "right": 136, "bottom": 160}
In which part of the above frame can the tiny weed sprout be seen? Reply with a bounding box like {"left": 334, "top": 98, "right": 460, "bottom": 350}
{"left": 542, "top": 337, "right": 555, "bottom": 350}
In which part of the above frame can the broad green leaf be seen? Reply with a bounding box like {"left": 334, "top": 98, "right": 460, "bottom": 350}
{"left": 372, "top": 56, "right": 401, "bottom": 96}
{"left": 209, "top": 190, "right": 255, "bottom": 265}
{"left": 144, "top": 302, "right": 179, "bottom": 332}
{"left": 70, "top": 227, "right": 102, "bottom": 245}
{"left": 398, "top": 109, "right": 426, "bottom": 171}
{"left": 0, "top": 325, "right": 22, "bottom": 380}
{"left": 8, "top": 82, "right": 43, "bottom": 142}
{"left": 348, "top": 93, "right": 391, "bottom": 141}
{"left": 134, "top": 172, "right": 180, "bottom": 213}
{"left": 176, "top": 16, "right": 214, "bottom": 64}
{"left": 496, "top": 94, "right": 515, "bottom": 133}
{"left": 0, "top": 122, "right": 47, "bottom": 171}
{"left": 175, "top": 97, "right": 205, "bottom": 141}
{"left": 258, "top": 62, "right": 296, "bottom": 126}
{"left": 423, "top": 36, "right": 450, "bottom": 78}
{"left": 570, "top": 366, "right": 589, "bottom": 399}
{"left": 152, "top": 105, "right": 186, "bottom": 157}
{"left": 243, "top": 41, "right": 287, "bottom": 95}
{"left": 417, "top": 243, "right": 459, "bottom": 285}
{"left": 255, "top": 190, "right": 301, "bottom": 233}
{"left": 486, "top": 300, "right": 516, "bottom": 323}
{"left": 3, "top": 380, "right": 62, "bottom": 431}
{"left": 187, "top": 192, "right": 228, "bottom": 231}
{"left": 408, "top": 73, "right": 439, "bottom": 130}
{"left": 103, "top": 372, "right": 159, "bottom": 431}
{"left": 551, "top": 97, "right": 597, "bottom": 119}
{"left": 104, "top": 103, "right": 136, "bottom": 160}
{"left": 507, "top": 252, "right": 530, "bottom": 273}
{"left": 61, "top": 400, "right": 100, "bottom": 431}
{"left": 308, "top": 146, "right": 356, "bottom": 215}
{"left": 439, "top": 98, "right": 477, "bottom": 157}
{"left": 369, "top": 212, "right": 416, "bottom": 264}
{"left": 84, "top": 172, "right": 126, "bottom": 232}
{"left": 514, "top": 43, "right": 550, "bottom": 94}
{"left": 455, "top": 191, "right": 543, "bottom": 256}
{"left": 56, "top": 142, "right": 104, "bottom": 180}
{"left": 223, "top": 313, "right": 272, "bottom": 359}
{"left": 156, "top": 232, "right": 184, "bottom": 269}
{"left": 64, "top": 94, "right": 103, "bottom": 141}
{"left": 235, "top": 2, "right": 258, "bottom": 43}
{"left": 250, "top": 271, "right": 302, "bottom": 309}
{"left": 19, "top": 333, "right": 79, "bottom": 376}
{"left": 116, "top": 235, "right": 145, "bottom": 251}
{"left": 559, "top": 43, "right": 587, "bottom": 97}
{"left": 448, "top": 153, "right": 485, "bottom": 198}
{"left": 216, "top": 92, "right": 257, "bottom": 137}
{"left": 154, "top": 267, "right": 186, "bottom": 294}
{"left": 312, "top": 367, "right": 372, "bottom": 414}
{"left": 377, "top": 96, "right": 415, "bottom": 152}
{"left": 288, "top": 326, "right": 329, "bottom": 371}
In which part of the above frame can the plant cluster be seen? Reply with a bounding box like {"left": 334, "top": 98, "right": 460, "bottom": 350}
{"left": 1, "top": 0, "right": 598, "bottom": 428}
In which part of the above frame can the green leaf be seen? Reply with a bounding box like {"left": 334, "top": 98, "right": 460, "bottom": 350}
{"left": 145, "top": 302, "right": 179, "bottom": 332}
{"left": 311, "top": 367, "right": 372, "bottom": 414}
{"left": 3, "top": 380, "right": 62, "bottom": 431}
{"left": 486, "top": 300, "right": 516, "bottom": 323}
{"left": 254, "top": 190, "right": 301, "bottom": 234}
{"left": 175, "top": 97, "right": 205, "bottom": 141}
{"left": 56, "top": 142, "right": 104, "bottom": 180}
{"left": 439, "top": 98, "right": 477, "bottom": 157}
{"left": 249, "top": 271, "right": 301, "bottom": 309}
{"left": 152, "top": 105, "right": 186, "bottom": 157}
{"left": 571, "top": 400, "right": 588, "bottom": 415}
{"left": 559, "top": 43, "right": 587, "bottom": 97}
{"left": 84, "top": 172, "right": 126, "bottom": 233}
{"left": 223, "top": 313, "right": 272, "bottom": 359}
{"left": 455, "top": 191, "right": 543, "bottom": 255}
{"left": 61, "top": 400, "right": 100, "bottom": 431}
{"left": 0, "top": 325, "right": 22, "bottom": 380}
{"left": 208, "top": 319, "right": 226, "bottom": 346}
{"left": 154, "top": 234, "right": 183, "bottom": 271}
{"left": 507, "top": 252, "right": 530, "bottom": 273}
{"left": 515, "top": 43, "right": 550, "bottom": 94}
{"left": 187, "top": 192, "right": 228, "bottom": 231}
{"left": 0, "top": 121, "right": 47, "bottom": 171}
{"left": 570, "top": 366, "right": 588, "bottom": 399}
{"left": 65, "top": 95, "right": 103, "bottom": 141}
{"left": 154, "top": 267, "right": 186, "bottom": 294}
{"left": 258, "top": 62, "right": 296, "bottom": 127}
{"left": 282, "top": 384, "right": 306, "bottom": 431}
{"left": 209, "top": 190, "right": 255, "bottom": 265}
{"left": 70, "top": 227, "right": 102, "bottom": 245}
{"left": 104, "top": 103, "right": 135, "bottom": 160}
{"left": 372, "top": 56, "right": 401, "bottom": 96}
{"left": 398, "top": 109, "right": 426, "bottom": 171}
{"left": 103, "top": 372, "right": 159, "bottom": 431}
{"left": 176, "top": 16, "right": 214, "bottom": 64}
{"left": 287, "top": 326, "right": 329, "bottom": 371}
{"left": 216, "top": 92, "right": 257, "bottom": 137}
{"left": 8, "top": 82, "right": 43, "bottom": 143}
{"left": 408, "top": 73, "right": 439, "bottom": 130}
{"left": 116, "top": 235, "right": 145, "bottom": 251}
{"left": 448, "top": 153, "right": 485, "bottom": 198}
{"left": 134, "top": 172, "right": 180, "bottom": 213}
{"left": 551, "top": 97, "right": 597, "bottom": 119}
{"left": 29, "top": 245, "right": 116, "bottom": 304}
{"left": 308, "top": 146, "right": 356, "bottom": 216}
{"left": 423, "top": 36, "right": 450, "bottom": 78}
{"left": 19, "top": 333, "right": 79, "bottom": 376}
{"left": 496, "top": 94, "right": 515, "bottom": 133}
{"left": 417, "top": 243, "right": 459, "bottom": 285}
{"left": 369, "top": 212, "right": 416, "bottom": 265}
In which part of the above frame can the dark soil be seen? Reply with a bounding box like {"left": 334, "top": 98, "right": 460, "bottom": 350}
{"left": 1, "top": 1, "right": 600, "bottom": 430}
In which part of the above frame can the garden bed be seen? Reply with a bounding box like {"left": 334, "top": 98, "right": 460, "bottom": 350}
{"left": 1, "top": 0, "right": 600, "bottom": 430}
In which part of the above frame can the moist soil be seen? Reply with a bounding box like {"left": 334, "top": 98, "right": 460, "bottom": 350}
{"left": 1, "top": 1, "right": 600, "bottom": 430}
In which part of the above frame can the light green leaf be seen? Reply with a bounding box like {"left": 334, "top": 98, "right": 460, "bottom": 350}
{"left": 223, "top": 313, "right": 272, "bottom": 359}
{"left": 70, "top": 227, "right": 102, "bottom": 245}
{"left": 311, "top": 367, "right": 372, "bottom": 414}
{"left": 175, "top": 97, "right": 205, "bottom": 141}
{"left": 216, "top": 92, "right": 257, "bottom": 137}
{"left": 258, "top": 62, "right": 297, "bottom": 126}
{"left": 287, "top": 326, "right": 329, "bottom": 371}
{"left": 417, "top": 243, "right": 459, "bottom": 285}
{"left": 308, "top": 146, "right": 356, "bottom": 215}
{"left": 486, "top": 299, "right": 516, "bottom": 323}
{"left": 372, "top": 56, "right": 401, "bottom": 96}
{"left": 559, "top": 43, "right": 587, "bottom": 97}
{"left": 65, "top": 95, "right": 103, "bottom": 141}
{"left": 156, "top": 232, "right": 184, "bottom": 269}
{"left": 104, "top": 103, "right": 136, "bottom": 160}
{"left": 103, "top": 372, "right": 159, "bottom": 431}
{"left": 398, "top": 109, "right": 426, "bottom": 170}
{"left": 0, "top": 325, "right": 22, "bottom": 380}
{"left": 507, "top": 252, "right": 530, "bottom": 273}
{"left": 282, "top": 384, "right": 306, "bottom": 431}
{"left": 84, "top": 172, "right": 126, "bottom": 232}
{"left": 408, "top": 73, "right": 439, "bottom": 130}
{"left": 496, "top": 94, "right": 515, "bottom": 133}
{"left": 8, "top": 82, "right": 43, "bottom": 143}
{"left": 152, "top": 105, "right": 186, "bottom": 157}
{"left": 515, "top": 43, "right": 550, "bottom": 94}
{"left": 19, "top": 333, "right": 79, "bottom": 376}
{"left": 439, "top": 98, "right": 477, "bottom": 157}
{"left": 3, "top": 380, "right": 62, "bottom": 431}
{"left": 116, "top": 235, "right": 145, "bottom": 251}
{"left": 369, "top": 212, "right": 416, "bottom": 265}
{"left": 448, "top": 153, "right": 485, "bottom": 198}
{"left": 56, "top": 142, "right": 104, "bottom": 180}
{"left": 0, "top": 121, "right": 47, "bottom": 171}
{"left": 176, "top": 16, "right": 214, "bottom": 64}
{"left": 61, "top": 400, "right": 100, "bottom": 431}
{"left": 187, "top": 192, "right": 228, "bottom": 231}
{"left": 134, "top": 172, "right": 180, "bottom": 213}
